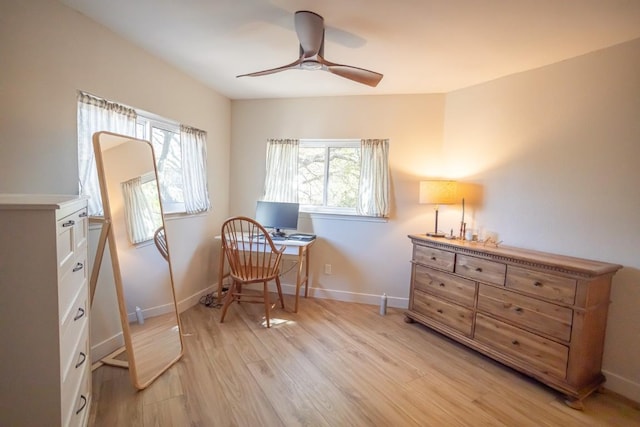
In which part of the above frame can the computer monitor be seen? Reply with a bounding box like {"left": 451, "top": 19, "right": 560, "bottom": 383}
{"left": 255, "top": 201, "right": 299, "bottom": 237}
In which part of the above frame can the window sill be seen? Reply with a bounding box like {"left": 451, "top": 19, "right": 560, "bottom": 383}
{"left": 300, "top": 211, "right": 388, "bottom": 223}
{"left": 164, "top": 210, "right": 209, "bottom": 222}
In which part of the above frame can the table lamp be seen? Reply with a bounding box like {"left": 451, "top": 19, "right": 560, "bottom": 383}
{"left": 419, "top": 180, "right": 457, "bottom": 237}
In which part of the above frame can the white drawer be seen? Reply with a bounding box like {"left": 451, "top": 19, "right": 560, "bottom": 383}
{"left": 63, "top": 361, "right": 91, "bottom": 427}
{"left": 57, "top": 208, "right": 88, "bottom": 277}
{"left": 59, "top": 254, "right": 87, "bottom": 319}
{"left": 74, "top": 209, "right": 88, "bottom": 252}
{"left": 57, "top": 214, "right": 76, "bottom": 275}
{"left": 60, "top": 286, "right": 89, "bottom": 381}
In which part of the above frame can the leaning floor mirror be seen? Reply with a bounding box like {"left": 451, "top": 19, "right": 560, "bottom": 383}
{"left": 93, "top": 131, "right": 183, "bottom": 389}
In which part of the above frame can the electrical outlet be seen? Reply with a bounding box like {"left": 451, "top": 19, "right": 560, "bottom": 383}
{"left": 324, "top": 263, "right": 332, "bottom": 275}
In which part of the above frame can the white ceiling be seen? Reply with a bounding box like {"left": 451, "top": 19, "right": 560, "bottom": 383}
{"left": 60, "top": 0, "right": 640, "bottom": 100}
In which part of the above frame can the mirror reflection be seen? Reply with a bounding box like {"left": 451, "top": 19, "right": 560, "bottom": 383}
{"left": 94, "top": 131, "right": 183, "bottom": 389}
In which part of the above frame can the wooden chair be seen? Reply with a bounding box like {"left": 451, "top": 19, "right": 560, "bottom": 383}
{"left": 219, "top": 216, "right": 286, "bottom": 328}
{"left": 153, "top": 226, "right": 169, "bottom": 261}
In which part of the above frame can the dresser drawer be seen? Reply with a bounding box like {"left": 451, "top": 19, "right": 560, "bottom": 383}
{"left": 61, "top": 325, "right": 89, "bottom": 414}
{"left": 455, "top": 254, "right": 506, "bottom": 285}
{"left": 57, "top": 208, "right": 87, "bottom": 276}
{"left": 475, "top": 313, "right": 568, "bottom": 379}
{"left": 63, "top": 363, "right": 91, "bottom": 427}
{"left": 73, "top": 208, "right": 88, "bottom": 251}
{"left": 477, "top": 284, "right": 572, "bottom": 341}
{"left": 412, "top": 290, "right": 473, "bottom": 336}
{"left": 59, "top": 255, "right": 87, "bottom": 319}
{"left": 60, "top": 286, "right": 89, "bottom": 382}
{"left": 413, "top": 244, "right": 455, "bottom": 272}
{"left": 413, "top": 264, "right": 476, "bottom": 307}
{"left": 506, "top": 265, "right": 576, "bottom": 305}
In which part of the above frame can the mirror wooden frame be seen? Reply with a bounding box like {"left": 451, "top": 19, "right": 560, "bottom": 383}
{"left": 92, "top": 131, "right": 183, "bottom": 389}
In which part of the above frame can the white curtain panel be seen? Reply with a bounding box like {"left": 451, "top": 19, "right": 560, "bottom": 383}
{"left": 263, "top": 138, "right": 299, "bottom": 202}
{"left": 77, "top": 91, "right": 137, "bottom": 216}
{"left": 121, "top": 177, "right": 156, "bottom": 244}
{"left": 358, "top": 139, "right": 390, "bottom": 217}
{"left": 180, "top": 125, "right": 211, "bottom": 214}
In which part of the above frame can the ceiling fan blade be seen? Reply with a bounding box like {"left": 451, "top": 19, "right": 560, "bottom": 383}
{"left": 237, "top": 58, "right": 302, "bottom": 78}
{"left": 324, "top": 63, "right": 383, "bottom": 87}
{"left": 294, "top": 10, "right": 324, "bottom": 58}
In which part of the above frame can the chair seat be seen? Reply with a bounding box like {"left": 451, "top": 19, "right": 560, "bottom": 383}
{"left": 230, "top": 267, "right": 279, "bottom": 283}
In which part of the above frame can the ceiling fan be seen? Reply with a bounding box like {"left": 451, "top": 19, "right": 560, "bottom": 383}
{"left": 237, "top": 10, "right": 383, "bottom": 87}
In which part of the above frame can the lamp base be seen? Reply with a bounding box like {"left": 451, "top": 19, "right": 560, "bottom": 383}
{"left": 426, "top": 232, "right": 446, "bottom": 238}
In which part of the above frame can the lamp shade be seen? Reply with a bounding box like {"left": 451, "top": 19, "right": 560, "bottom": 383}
{"left": 419, "top": 180, "right": 458, "bottom": 205}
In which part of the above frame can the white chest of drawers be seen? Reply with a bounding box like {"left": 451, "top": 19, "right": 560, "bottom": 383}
{"left": 406, "top": 235, "right": 622, "bottom": 408}
{"left": 0, "top": 195, "right": 90, "bottom": 426}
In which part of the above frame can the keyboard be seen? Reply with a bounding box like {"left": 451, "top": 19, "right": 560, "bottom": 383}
{"left": 287, "top": 233, "right": 316, "bottom": 241}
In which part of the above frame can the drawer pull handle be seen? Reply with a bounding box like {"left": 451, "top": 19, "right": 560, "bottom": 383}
{"left": 534, "top": 281, "right": 543, "bottom": 287}
{"left": 62, "top": 220, "right": 75, "bottom": 227}
{"left": 514, "top": 307, "right": 523, "bottom": 313}
{"left": 75, "top": 352, "right": 87, "bottom": 369}
{"left": 475, "top": 267, "right": 483, "bottom": 272}
{"left": 436, "top": 309, "right": 443, "bottom": 314}
{"left": 76, "top": 395, "right": 87, "bottom": 415}
{"left": 73, "top": 307, "right": 85, "bottom": 321}
{"left": 78, "top": 211, "right": 88, "bottom": 217}
{"left": 72, "top": 262, "right": 84, "bottom": 273}
{"left": 512, "top": 340, "right": 519, "bottom": 345}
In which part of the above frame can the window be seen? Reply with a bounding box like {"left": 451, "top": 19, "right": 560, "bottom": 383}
{"left": 264, "top": 138, "right": 389, "bottom": 217}
{"left": 298, "top": 139, "right": 361, "bottom": 214}
{"left": 77, "top": 91, "right": 211, "bottom": 243}
{"left": 136, "top": 115, "right": 185, "bottom": 214}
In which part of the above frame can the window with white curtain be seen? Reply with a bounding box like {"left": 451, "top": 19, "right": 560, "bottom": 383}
{"left": 77, "top": 91, "right": 211, "bottom": 242}
{"left": 121, "top": 174, "right": 160, "bottom": 244}
{"left": 77, "top": 91, "right": 137, "bottom": 216}
{"left": 264, "top": 138, "right": 390, "bottom": 218}
{"left": 135, "top": 115, "right": 185, "bottom": 214}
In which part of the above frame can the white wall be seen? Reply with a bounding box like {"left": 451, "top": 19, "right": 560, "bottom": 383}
{"left": 230, "top": 40, "right": 640, "bottom": 401}
{"left": 442, "top": 38, "right": 640, "bottom": 402}
{"left": 231, "top": 94, "right": 447, "bottom": 306}
{"left": 0, "top": 0, "right": 231, "bottom": 360}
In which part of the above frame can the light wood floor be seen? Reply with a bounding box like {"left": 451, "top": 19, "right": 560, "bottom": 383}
{"left": 89, "top": 294, "right": 640, "bottom": 426}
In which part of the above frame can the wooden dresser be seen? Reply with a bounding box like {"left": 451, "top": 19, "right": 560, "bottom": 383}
{"left": 0, "top": 195, "right": 91, "bottom": 426}
{"left": 405, "top": 234, "right": 622, "bottom": 408}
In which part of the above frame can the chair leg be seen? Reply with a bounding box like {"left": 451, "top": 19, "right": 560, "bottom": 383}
{"left": 220, "top": 282, "right": 236, "bottom": 323}
{"left": 263, "top": 281, "right": 271, "bottom": 328}
{"left": 275, "top": 276, "right": 285, "bottom": 309}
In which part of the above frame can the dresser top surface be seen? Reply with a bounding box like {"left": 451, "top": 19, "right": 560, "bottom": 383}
{"left": 408, "top": 234, "right": 622, "bottom": 277}
{"left": 0, "top": 194, "right": 87, "bottom": 210}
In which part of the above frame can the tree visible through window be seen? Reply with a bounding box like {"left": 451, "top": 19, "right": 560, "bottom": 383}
{"left": 298, "top": 140, "right": 361, "bottom": 213}
{"left": 264, "top": 138, "right": 389, "bottom": 217}
{"left": 136, "top": 116, "right": 185, "bottom": 214}
{"left": 78, "top": 91, "right": 211, "bottom": 243}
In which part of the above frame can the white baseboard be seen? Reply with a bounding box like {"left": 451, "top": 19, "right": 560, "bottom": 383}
{"left": 91, "top": 332, "right": 125, "bottom": 363}
{"left": 305, "top": 286, "right": 409, "bottom": 309}
{"left": 176, "top": 284, "right": 218, "bottom": 313}
{"left": 92, "top": 285, "right": 217, "bottom": 362}
{"left": 244, "top": 281, "right": 409, "bottom": 309}
{"left": 602, "top": 369, "right": 640, "bottom": 404}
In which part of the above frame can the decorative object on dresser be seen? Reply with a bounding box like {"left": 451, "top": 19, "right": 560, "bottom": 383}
{"left": 419, "top": 180, "right": 458, "bottom": 237}
{"left": 405, "top": 234, "right": 622, "bottom": 410}
{"left": 0, "top": 194, "right": 91, "bottom": 426}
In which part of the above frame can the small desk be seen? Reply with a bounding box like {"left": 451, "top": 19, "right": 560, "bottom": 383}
{"left": 215, "top": 236, "right": 316, "bottom": 313}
